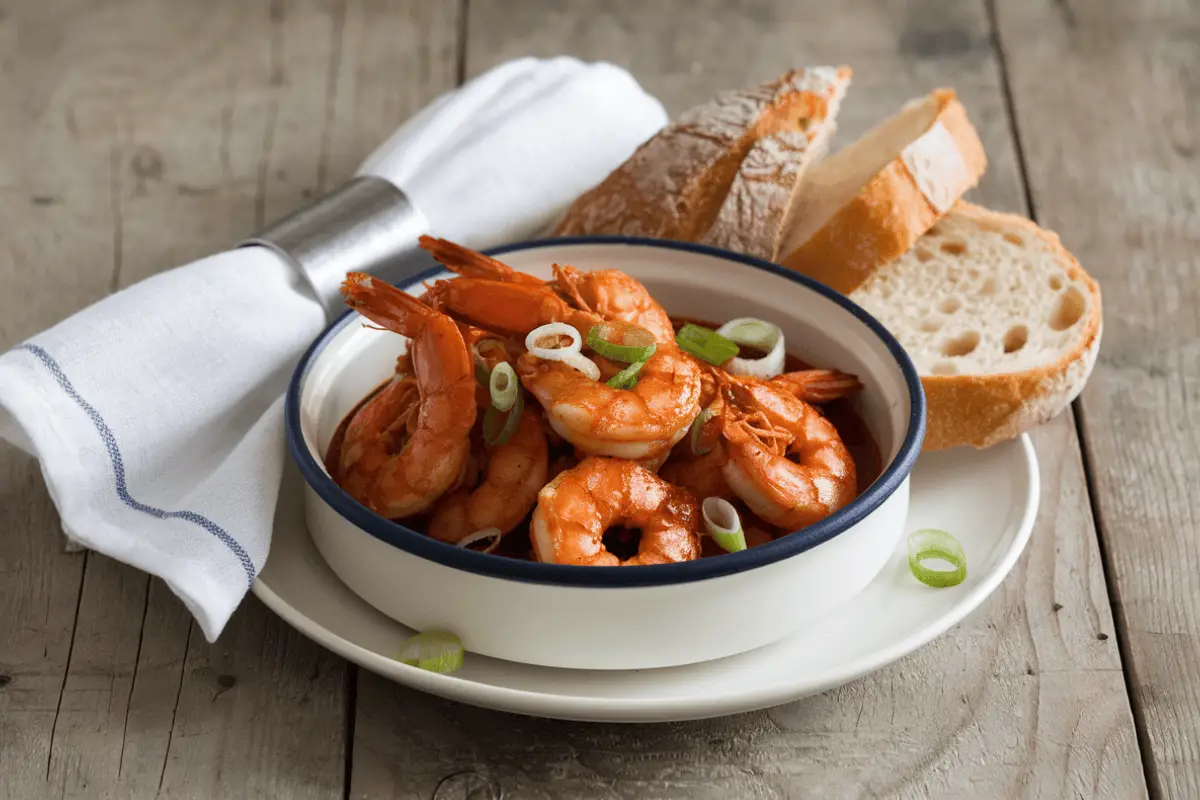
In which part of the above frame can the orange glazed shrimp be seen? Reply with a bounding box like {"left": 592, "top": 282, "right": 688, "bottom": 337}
{"left": 530, "top": 457, "right": 702, "bottom": 566}
{"left": 518, "top": 345, "right": 701, "bottom": 460}
{"left": 770, "top": 369, "right": 863, "bottom": 404}
{"left": 662, "top": 367, "right": 861, "bottom": 510}
{"left": 425, "top": 276, "right": 601, "bottom": 340}
{"left": 427, "top": 407, "right": 549, "bottom": 544}
{"left": 720, "top": 378, "right": 857, "bottom": 530}
{"left": 425, "top": 265, "right": 702, "bottom": 461}
{"left": 421, "top": 235, "right": 675, "bottom": 344}
{"left": 337, "top": 273, "right": 477, "bottom": 519}
{"left": 552, "top": 264, "right": 675, "bottom": 344}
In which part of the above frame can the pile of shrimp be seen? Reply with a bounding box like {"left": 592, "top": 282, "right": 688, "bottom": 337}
{"left": 329, "top": 236, "right": 864, "bottom": 566}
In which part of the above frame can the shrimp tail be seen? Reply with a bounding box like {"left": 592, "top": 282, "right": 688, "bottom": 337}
{"left": 771, "top": 369, "right": 863, "bottom": 404}
{"left": 341, "top": 273, "right": 438, "bottom": 338}
{"left": 419, "top": 235, "right": 542, "bottom": 285}
{"left": 551, "top": 264, "right": 593, "bottom": 311}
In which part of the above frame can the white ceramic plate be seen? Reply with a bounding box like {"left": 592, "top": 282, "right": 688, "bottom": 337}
{"left": 254, "top": 434, "right": 1038, "bottom": 723}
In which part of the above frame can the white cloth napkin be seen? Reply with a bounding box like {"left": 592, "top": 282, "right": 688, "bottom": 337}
{"left": 0, "top": 57, "right": 666, "bottom": 641}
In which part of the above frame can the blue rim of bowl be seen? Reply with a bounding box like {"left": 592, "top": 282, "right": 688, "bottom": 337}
{"left": 286, "top": 236, "right": 926, "bottom": 587}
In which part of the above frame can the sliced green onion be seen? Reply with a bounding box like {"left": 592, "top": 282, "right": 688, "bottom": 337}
{"left": 702, "top": 497, "right": 746, "bottom": 553}
{"left": 606, "top": 359, "right": 646, "bottom": 390}
{"left": 561, "top": 352, "right": 602, "bottom": 381}
{"left": 716, "top": 318, "right": 786, "bottom": 379}
{"left": 526, "top": 322, "right": 583, "bottom": 356}
{"left": 675, "top": 323, "right": 740, "bottom": 365}
{"left": 456, "top": 527, "right": 502, "bottom": 553}
{"left": 690, "top": 407, "right": 716, "bottom": 455}
{"left": 397, "top": 630, "right": 464, "bottom": 673}
{"left": 587, "top": 323, "right": 657, "bottom": 363}
{"left": 488, "top": 362, "right": 518, "bottom": 412}
{"left": 471, "top": 339, "right": 505, "bottom": 386}
{"left": 907, "top": 529, "right": 967, "bottom": 587}
{"left": 525, "top": 322, "right": 602, "bottom": 381}
{"left": 483, "top": 389, "right": 524, "bottom": 447}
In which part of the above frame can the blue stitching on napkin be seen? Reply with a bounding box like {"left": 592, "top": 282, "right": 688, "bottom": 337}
{"left": 17, "top": 344, "right": 257, "bottom": 585}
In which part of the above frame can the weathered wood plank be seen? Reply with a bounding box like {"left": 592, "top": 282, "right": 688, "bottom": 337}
{"left": 1, "top": 0, "right": 116, "bottom": 795}
{"left": 993, "top": 0, "right": 1200, "bottom": 794}
{"left": 3, "top": 0, "right": 460, "bottom": 797}
{"left": 348, "top": 1, "right": 1146, "bottom": 797}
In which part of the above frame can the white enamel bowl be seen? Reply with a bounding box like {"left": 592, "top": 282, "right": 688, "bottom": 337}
{"left": 285, "top": 238, "right": 926, "bottom": 671}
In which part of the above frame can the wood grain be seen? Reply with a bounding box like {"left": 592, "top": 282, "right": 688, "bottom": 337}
{"left": 347, "top": 1, "right": 1146, "bottom": 797}
{"left": 993, "top": 0, "right": 1200, "bottom": 795}
{"left": 2, "top": 0, "right": 121, "bottom": 795}
{"left": 1, "top": 1, "right": 458, "bottom": 798}
{"left": 0, "top": 0, "right": 1172, "bottom": 797}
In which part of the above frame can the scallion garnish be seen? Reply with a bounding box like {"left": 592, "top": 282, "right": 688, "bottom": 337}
{"left": 525, "top": 322, "right": 602, "bottom": 381}
{"left": 689, "top": 407, "right": 716, "bottom": 455}
{"left": 907, "top": 529, "right": 967, "bottom": 587}
{"left": 587, "top": 323, "right": 657, "bottom": 363}
{"left": 483, "top": 389, "right": 523, "bottom": 447}
{"left": 471, "top": 339, "right": 505, "bottom": 386}
{"left": 397, "top": 630, "right": 464, "bottom": 673}
{"left": 702, "top": 497, "right": 746, "bottom": 553}
{"left": 675, "top": 323, "right": 740, "bottom": 365}
{"left": 456, "top": 527, "right": 502, "bottom": 553}
{"left": 488, "top": 362, "right": 518, "bottom": 412}
{"left": 716, "top": 318, "right": 786, "bottom": 379}
{"left": 606, "top": 359, "right": 646, "bottom": 390}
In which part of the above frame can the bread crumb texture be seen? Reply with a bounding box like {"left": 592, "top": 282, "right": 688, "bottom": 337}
{"left": 853, "top": 203, "right": 1099, "bottom": 378}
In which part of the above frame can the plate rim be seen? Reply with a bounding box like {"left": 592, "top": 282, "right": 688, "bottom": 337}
{"left": 253, "top": 434, "right": 1039, "bottom": 723}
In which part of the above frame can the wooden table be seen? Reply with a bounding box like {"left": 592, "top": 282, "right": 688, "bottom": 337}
{"left": 1, "top": 0, "right": 1194, "bottom": 797}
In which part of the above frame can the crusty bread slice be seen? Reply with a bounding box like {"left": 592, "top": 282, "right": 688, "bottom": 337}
{"left": 699, "top": 67, "right": 851, "bottom": 259}
{"left": 850, "top": 202, "right": 1102, "bottom": 451}
{"left": 552, "top": 66, "right": 852, "bottom": 241}
{"left": 777, "top": 90, "right": 987, "bottom": 294}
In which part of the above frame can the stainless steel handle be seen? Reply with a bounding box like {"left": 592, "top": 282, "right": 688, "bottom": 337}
{"left": 240, "top": 176, "right": 430, "bottom": 319}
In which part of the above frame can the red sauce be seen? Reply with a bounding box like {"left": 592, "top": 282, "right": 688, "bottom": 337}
{"left": 324, "top": 316, "right": 883, "bottom": 559}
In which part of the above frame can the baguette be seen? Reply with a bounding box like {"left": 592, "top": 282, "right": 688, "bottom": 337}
{"left": 552, "top": 66, "right": 852, "bottom": 241}
{"left": 777, "top": 90, "right": 987, "bottom": 293}
{"left": 849, "top": 202, "right": 1102, "bottom": 451}
{"left": 699, "top": 67, "right": 850, "bottom": 260}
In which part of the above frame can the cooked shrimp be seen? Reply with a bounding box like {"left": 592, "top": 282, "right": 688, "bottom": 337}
{"left": 552, "top": 264, "right": 675, "bottom": 344}
{"left": 420, "top": 235, "right": 544, "bottom": 287}
{"left": 427, "top": 407, "right": 549, "bottom": 544}
{"left": 659, "top": 441, "right": 736, "bottom": 503}
{"left": 337, "top": 273, "right": 477, "bottom": 519}
{"left": 657, "top": 367, "right": 730, "bottom": 496}
{"left": 518, "top": 345, "right": 702, "bottom": 460}
{"left": 426, "top": 276, "right": 601, "bottom": 340}
{"left": 530, "top": 457, "right": 702, "bottom": 565}
{"left": 771, "top": 369, "right": 863, "bottom": 404}
{"left": 720, "top": 378, "right": 856, "bottom": 530}
{"left": 425, "top": 251, "right": 703, "bottom": 461}
{"left": 421, "top": 235, "right": 675, "bottom": 344}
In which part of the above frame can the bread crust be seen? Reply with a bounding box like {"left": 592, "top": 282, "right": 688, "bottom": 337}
{"left": 700, "top": 67, "right": 851, "bottom": 260}
{"left": 887, "top": 203, "right": 1103, "bottom": 451}
{"left": 781, "top": 91, "right": 988, "bottom": 294}
{"left": 552, "top": 67, "right": 852, "bottom": 242}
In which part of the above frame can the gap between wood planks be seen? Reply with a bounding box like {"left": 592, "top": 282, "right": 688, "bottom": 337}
{"left": 981, "top": 0, "right": 1162, "bottom": 796}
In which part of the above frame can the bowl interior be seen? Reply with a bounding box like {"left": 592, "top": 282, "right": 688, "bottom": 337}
{"left": 299, "top": 241, "right": 915, "bottom": 481}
